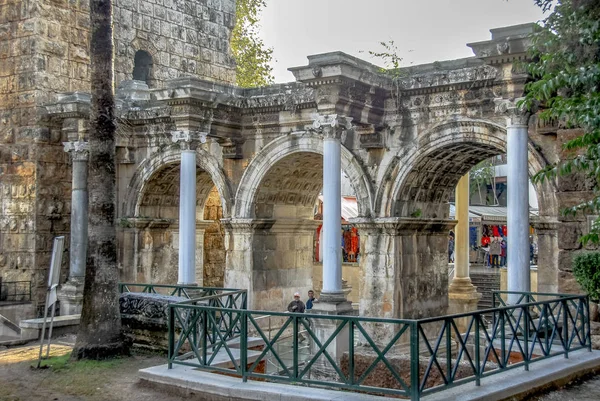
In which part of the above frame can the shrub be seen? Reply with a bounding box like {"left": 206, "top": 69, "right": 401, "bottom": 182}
{"left": 573, "top": 252, "right": 600, "bottom": 301}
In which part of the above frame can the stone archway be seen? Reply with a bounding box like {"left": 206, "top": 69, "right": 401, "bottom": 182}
{"left": 234, "top": 132, "right": 374, "bottom": 219}
{"left": 380, "top": 118, "right": 557, "bottom": 219}
{"left": 120, "top": 147, "right": 233, "bottom": 286}
{"left": 360, "top": 117, "right": 558, "bottom": 320}
{"left": 124, "top": 147, "right": 233, "bottom": 219}
{"left": 226, "top": 131, "right": 374, "bottom": 310}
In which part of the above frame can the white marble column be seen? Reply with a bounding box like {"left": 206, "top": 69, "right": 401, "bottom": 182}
{"left": 172, "top": 131, "right": 206, "bottom": 285}
{"left": 313, "top": 114, "right": 352, "bottom": 302}
{"left": 496, "top": 98, "right": 532, "bottom": 304}
{"left": 58, "top": 141, "right": 89, "bottom": 315}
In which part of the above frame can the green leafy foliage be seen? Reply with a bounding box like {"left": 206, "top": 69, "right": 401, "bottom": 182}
{"left": 231, "top": 0, "right": 274, "bottom": 87}
{"left": 367, "top": 40, "right": 405, "bottom": 78}
{"left": 524, "top": 0, "right": 600, "bottom": 245}
{"left": 470, "top": 159, "right": 499, "bottom": 205}
{"left": 572, "top": 252, "right": 600, "bottom": 301}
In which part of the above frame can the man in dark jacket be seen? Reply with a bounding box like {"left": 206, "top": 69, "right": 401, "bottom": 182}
{"left": 287, "top": 292, "right": 305, "bottom": 313}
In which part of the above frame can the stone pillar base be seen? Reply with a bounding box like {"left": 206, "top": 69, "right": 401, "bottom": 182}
{"left": 448, "top": 277, "right": 482, "bottom": 333}
{"left": 307, "top": 299, "right": 355, "bottom": 379}
{"left": 57, "top": 278, "right": 85, "bottom": 316}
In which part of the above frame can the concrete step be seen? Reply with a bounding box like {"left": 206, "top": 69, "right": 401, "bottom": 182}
{"left": 19, "top": 314, "right": 80, "bottom": 341}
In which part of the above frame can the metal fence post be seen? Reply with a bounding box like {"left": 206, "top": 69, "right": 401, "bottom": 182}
{"left": 446, "top": 318, "right": 452, "bottom": 384}
{"left": 168, "top": 306, "right": 174, "bottom": 369}
{"left": 475, "top": 314, "right": 481, "bottom": 386}
{"left": 586, "top": 297, "right": 592, "bottom": 352}
{"left": 348, "top": 319, "right": 355, "bottom": 385}
{"left": 562, "top": 298, "right": 569, "bottom": 358}
{"left": 293, "top": 315, "right": 299, "bottom": 380}
{"left": 241, "top": 310, "right": 248, "bottom": 382}
{"left": 523, "top": 305, "right": 530, "bottom": 371}
{"left": 410, "top": 321, "right": 420, "bottom": 401}
{"left": 203, "top": 309, "right": 208, "bottom": 364}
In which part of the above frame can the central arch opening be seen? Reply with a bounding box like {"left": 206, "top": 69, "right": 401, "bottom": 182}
{"left": 251, "top": 151, "right": 363, "bottom": 311}
{"left": 394, "top": 142, "right": 501, "bottom": 219}
{"left": 134, "top": 163, "right": 225, "bottom": 286}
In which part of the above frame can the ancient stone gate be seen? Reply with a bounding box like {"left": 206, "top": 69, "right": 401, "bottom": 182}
{"left": 0, "top": 0, "right": 568, "bottom": 320}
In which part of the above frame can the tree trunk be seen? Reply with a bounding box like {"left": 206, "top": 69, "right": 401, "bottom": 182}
{"left": 72, "top": 0, "right": 128, "bottom": 359}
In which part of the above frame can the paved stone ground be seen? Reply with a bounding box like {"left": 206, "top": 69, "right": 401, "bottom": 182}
{"left": 531, "top": 374, "right": 600, "bottom": 401}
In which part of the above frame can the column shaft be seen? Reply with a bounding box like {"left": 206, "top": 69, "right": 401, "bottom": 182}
{"left": 178, "top": 150, "right": 197, "bottom": 285}
{"left": 454, "top": 173, "right": 469, "bottom": 278}
{"left": 69, "top": 158, "right": 88, "bottom": 279}
{"left": 322, "top": 137, "right": 342, "bottom": 295}
{"left": 507, "top": 123, "right": 531, "bottom": 301}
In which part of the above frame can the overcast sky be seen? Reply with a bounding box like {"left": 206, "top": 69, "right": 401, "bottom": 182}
{"left": 259, "top": 0, "right": 545, "bottom": 83}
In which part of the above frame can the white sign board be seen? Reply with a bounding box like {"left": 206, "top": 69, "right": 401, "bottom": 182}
{"left": 47, "top": 236, "right": 65, "bottom": 307}
{"left": 37, "top": 236, "right": 65, "bottom": 368}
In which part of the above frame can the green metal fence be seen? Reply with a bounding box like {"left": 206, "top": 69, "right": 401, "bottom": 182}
{"left": 166, "top": 291, "right": 592, "bottom": 400}
{"left": 118, "top": 282, "right": 241, "bottom": 299}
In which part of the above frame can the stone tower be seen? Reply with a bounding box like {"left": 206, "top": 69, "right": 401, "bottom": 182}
{"left": 0, "top": 0, "right": 237, "bottom": 311}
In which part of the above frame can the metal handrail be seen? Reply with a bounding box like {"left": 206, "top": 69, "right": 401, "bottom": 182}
{"left": 0, "top": 280, "right": 32, "bottom": 302}
{"left": 167, "top": 291, "right": 591, "bottom": 401}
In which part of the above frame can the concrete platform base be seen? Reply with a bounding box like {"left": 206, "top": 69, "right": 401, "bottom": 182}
{"left": 139, "top": 349, "right": 600, "bottom": 401}
{"left": 19, "top": 314, "right": 80, "bottom": 340}
{"left": 424, "top": 349, "right": 600, "bottom": 401}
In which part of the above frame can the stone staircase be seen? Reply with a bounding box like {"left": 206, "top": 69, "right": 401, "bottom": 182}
{"left": 470, "top": 268, "right": 501, "bottom": 311}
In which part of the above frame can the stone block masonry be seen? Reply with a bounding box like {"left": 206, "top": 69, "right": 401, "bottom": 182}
{"left": 113, "top": 0, "right": 236, "bottom": 87}
{"left": 0, "top": 0, "right": 237, "bottom": 312}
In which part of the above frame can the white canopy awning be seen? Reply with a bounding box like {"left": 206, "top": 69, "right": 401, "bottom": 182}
{"left": 318, "top": 196, "right": 358, "bottom": 221}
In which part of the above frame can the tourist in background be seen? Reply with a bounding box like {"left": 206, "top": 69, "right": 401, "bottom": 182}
{"left": 490, "top": 237, "right": 502, "bottom": 268}
{"left": 306, "top": 290, "right": 317, "bottom": 310}
{"left": 500, "top": 239, "right": 507, "bottom": 267}
{"left": 287, "top": 292, "right": 305, "bottom": 313}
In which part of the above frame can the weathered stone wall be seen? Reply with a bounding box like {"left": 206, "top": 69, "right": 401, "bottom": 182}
{"left": 0, "top": 0, "right": 84, "bottom": 308}
{"left": 138, "top": 227, "right": 178, "bottom": 284}
{"left": 555, "top": 128, "right": 597, "bottom": 294}
{"left": 203, "top": 187, "right": 225, "bottom": 287}
{"left": 113, "top": 0, "right": 236, "bottom": 87}
{"left": 251, "top": 221, "right": 316, "bottom": 311}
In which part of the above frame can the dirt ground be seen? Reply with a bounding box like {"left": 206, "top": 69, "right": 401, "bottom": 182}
{"left": 0, "top": 335, "right": 200, "bottom": 401}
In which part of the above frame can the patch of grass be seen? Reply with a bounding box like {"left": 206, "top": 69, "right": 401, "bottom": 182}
{"left": 37, "top": 352, "right": 128, "bottom": 398}
{"left": 39, "top": 352, "right": 124, "bottom": 371}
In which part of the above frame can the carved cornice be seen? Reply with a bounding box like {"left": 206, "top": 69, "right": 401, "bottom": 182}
{"left": 63, "top": 141, "right": 89, "bottom": 161}
{"left": 351, "top": 217, "right": 457, "bottom": 235}
{"left": 530, "top": 217, "right": 559, "bottom": 232}
{"left": 398, "top": 64, "right": 498, "bottom": 94}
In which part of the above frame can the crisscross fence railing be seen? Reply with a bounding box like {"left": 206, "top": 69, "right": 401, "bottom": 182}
{"left": 167, "top": 291, "right": 591, "bottom": 400}
{"left": 168, "top": 290, "right": 247, "bottom": 366}
{"left": 118, "top": 283, "right": 241, "bottom": 299}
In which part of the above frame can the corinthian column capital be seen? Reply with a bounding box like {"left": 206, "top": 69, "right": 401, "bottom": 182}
{"left": 63, "top": 141, "right": 89, "bottom": 161}
{"left": 494, "top": 97, "right": 536, "bottom": 127}
{"left": 311, "top": 114, "right": 353, "bottom": 140}
{"left": 171, "top": 130, "right": 207, "bottom": 151}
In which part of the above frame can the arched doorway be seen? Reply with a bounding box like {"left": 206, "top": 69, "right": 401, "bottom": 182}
{"left": 370, "top": 118, "right": 558, "bottom": 318}
{"left": 231, "top": 132, "right": 374, "bottom": 310}
{"left": 121, "top": 149, "right": 232, "bottom": 287}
